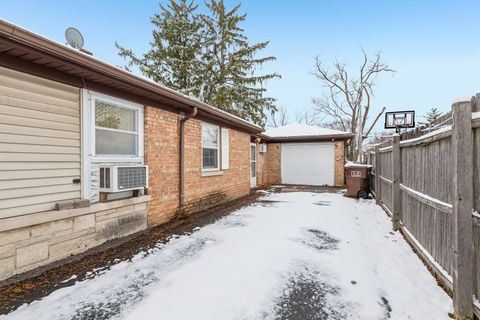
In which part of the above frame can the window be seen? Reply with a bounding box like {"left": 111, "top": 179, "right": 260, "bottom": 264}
{"left": 250, "top": 144, "right": 256, "bottom": 178}
{"left": 93, "top": 98, "right": 143, "bottom": 158}
{"left": 202, "top": 122, "right": 219, "bottom": 170}
{"left": 82, "top": 90, "right": 144, "bottom": 202}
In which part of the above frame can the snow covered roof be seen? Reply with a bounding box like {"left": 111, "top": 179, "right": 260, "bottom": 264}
{"left": 262, "top": 123, "right": 353, "bottom": 141}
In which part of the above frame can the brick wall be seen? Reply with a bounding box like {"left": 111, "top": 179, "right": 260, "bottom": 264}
{"left": 144, "top": 107, "right": 180, "bottom": 225}
{"left": 256, "top": 143, "right": 266, "bottom": 187}
{"left": 334, "top": 140, "right": 346, "bottom": 186}
{"left": 259, "top": 143, "right": 282, "bottom": 186}
{"left": 180, "top": 118, "right": 251, "bottom": 216}
{"left": 144, "top": 106, "right": 251, "bottom": 226}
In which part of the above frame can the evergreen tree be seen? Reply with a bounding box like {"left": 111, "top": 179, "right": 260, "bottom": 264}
{"left": 116, "top": 0, "right": 203, "bottom": 97}
{"left": 425, "top": 107, "right": 442, "bottom": 124}
{"left": 200, "top": 0, "right": 280, "bottom": 125}
{"left": 419, "top": 107, "right": 442, "bottom": 126}
{"left": 116, "top": 0, "right": 279, "bottom": 126}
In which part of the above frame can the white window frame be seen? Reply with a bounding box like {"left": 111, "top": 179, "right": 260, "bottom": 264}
{"left": 221, "top": 127, "right": 229, "bottom": 170}
{"left": 201, "top": 122, "right": 220, "bottom": 172}
{"left": 86, "top": 91, "right": 144, "bottom": 163}
{"left": 81, "top": 89, "right": 144, "bottom": 200}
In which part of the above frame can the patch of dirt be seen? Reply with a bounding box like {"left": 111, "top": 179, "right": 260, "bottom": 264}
{"left": 313, "top": 200, "right": 331, "bottom": 206}
{"left": 379, "top": 296, "right": 392, "bottom": 319}
{"left": 302, "top": 229, "right": 339, "bottom": 251}
{"left": 0, "top": 191, "right": 262, "bottom": 315}
{"left": 266, "top": 265, "right": 348, "bottom": 320}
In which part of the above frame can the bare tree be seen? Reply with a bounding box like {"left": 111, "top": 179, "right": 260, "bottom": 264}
{"left": 267, "top": 106, "right": 289, "bottom": 128}
{"left": 312, "top": 49, "right": 394, "bottom": 160}
{"left": 294, "top": 108, "right": 323, "bottom": 126}
{"left": 321, "top": 116, "right": 352, "bottom": 132}
{"left": 365, "top": 130, "right": 394, "bottom": 145}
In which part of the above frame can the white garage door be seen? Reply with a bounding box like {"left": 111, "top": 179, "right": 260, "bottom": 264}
{"left": 281, "top": 142, "right": 334, "bottom": 186}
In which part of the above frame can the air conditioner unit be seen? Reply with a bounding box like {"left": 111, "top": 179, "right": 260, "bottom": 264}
{"left": 99, "top": 165, "right": 148, "bottom": 193}
{"left": 259, "top": 143, "right": 267, "bottom": 153}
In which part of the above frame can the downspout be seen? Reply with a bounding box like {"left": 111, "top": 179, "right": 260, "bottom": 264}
{"left": 179, "top": 106, "right": 198, "bottom": 208}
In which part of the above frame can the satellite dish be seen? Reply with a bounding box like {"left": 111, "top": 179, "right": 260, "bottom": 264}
{"left": 65, "top": 27, "right": 84, "bottom": 50}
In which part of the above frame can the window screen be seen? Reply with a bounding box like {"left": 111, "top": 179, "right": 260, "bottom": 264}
{"left": 95, "top": 100, "right": 138, "bottom": 156}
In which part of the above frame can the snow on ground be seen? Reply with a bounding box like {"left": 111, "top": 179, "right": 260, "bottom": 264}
{"left": 1, "top": 191, "right": 452, "bottom": 320}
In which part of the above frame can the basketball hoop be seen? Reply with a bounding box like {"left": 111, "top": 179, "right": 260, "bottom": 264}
{"left": 385, "top": 111, "right": 415, "bottom": 133}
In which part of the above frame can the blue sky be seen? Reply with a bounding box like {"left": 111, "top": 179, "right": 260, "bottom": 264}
{"left": 2, "top": 0, "right": 480, "bottom": 132}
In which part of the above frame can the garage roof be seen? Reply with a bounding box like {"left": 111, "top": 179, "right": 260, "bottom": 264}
{"left": 261, "top": 123, "right": 354, "bottom": 142}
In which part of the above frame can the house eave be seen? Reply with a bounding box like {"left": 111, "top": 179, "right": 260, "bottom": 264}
{"left": 0, "top": 19, "right": 263, "bottom": 134}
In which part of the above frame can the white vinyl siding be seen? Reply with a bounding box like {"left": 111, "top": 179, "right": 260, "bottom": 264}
{"left": 0, "top": 66, "right": 81, "bottom": 219}
{"left": 221, "top": 128, "right": 229, "bottom": 169}
{"left": 281, "top": 142, "right": 335, "bottom": 186}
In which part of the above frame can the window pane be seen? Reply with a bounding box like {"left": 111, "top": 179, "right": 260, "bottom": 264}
{"left": 202, "top": 124, "right": 218, "bottom": 148}
{"left": 251, "top": 145, "right": 256, "bottom": 161}
{"left": 96, "top": 129, "right": 137, "bottom": 155}
{"left": 203, "top": 148, "right": 218, "bottom": 169}
{"left": 96, "top": 101, "right": 136, "bottom": 131}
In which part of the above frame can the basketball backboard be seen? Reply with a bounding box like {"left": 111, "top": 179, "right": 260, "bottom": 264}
{"left": 385, "top": 111, "right": 415, "bottom": 133}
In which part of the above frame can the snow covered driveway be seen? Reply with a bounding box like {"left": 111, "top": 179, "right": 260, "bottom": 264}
{"left": 1, "top": 190, "right": 452, "bottom": 320}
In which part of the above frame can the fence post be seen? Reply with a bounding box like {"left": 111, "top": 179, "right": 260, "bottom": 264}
{"left": 473, "top": 92, "right": 480, "bottom": 112}
{"left": 374, "top": 146, "right": 381, "bottom": 205}
{"left": 452, "top": 100, "right": 474, "bottom": 319}
{"left": 392, "top": 135, "right": 402, "bottom": 231}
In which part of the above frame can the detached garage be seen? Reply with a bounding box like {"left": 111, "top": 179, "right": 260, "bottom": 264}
{"left": 258, "top": 124, "right": 354, "bottom": 187}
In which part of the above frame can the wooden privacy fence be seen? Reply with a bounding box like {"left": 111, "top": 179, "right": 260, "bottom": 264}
{"left": 365, "top": 95, "right": 480, "bottom": 320}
